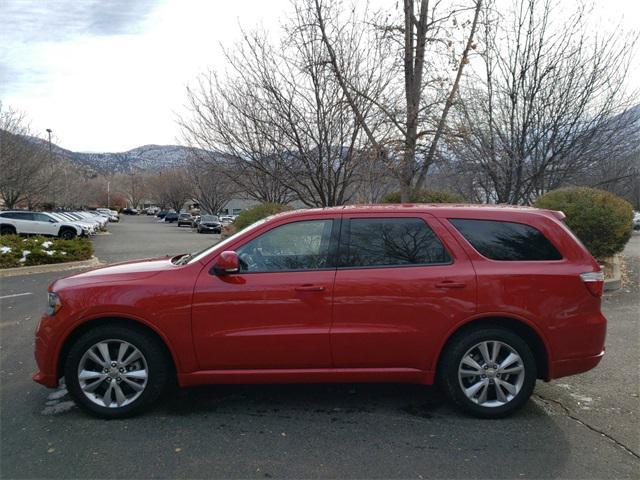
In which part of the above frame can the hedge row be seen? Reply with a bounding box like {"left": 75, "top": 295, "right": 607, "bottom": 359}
{"left": 0, "top": 235, "right": 93, "bottom": 269}
{"left": 534, "top": 187, "right": 633, "bottom": 259}
{"left": 233, "top": 203, "right": 292, "bottom": 231}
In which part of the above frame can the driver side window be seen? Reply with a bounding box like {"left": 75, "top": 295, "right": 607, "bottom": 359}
{"left": 237, "top": 219, "right": 334, "bottom": 273}
{"left": 33, "top": 213, "right": 54, "bottom": 223}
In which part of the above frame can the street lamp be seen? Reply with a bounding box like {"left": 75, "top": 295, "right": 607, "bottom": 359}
{"left": 46, "top": 129, "right": 53, "bottom": 207}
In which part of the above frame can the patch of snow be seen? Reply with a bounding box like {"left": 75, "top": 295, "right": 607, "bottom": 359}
{"left": 41, "top": 241, "right": 53, "bottom": 249}
{"left": 41, "top": 401, "right": 76, "bottom": 416}
{"left": 569, "top": 393, "right": 593, "bottom": 404}
{"left": 47, "top": 388, "right": 68, "bottom": 400}
{"left": 0, "top": 246, "right": 11, "bottom": 254}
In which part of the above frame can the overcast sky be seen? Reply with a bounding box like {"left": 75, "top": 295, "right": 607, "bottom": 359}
{"left": 1, "top": 0, "right": 638, "bottom": 153}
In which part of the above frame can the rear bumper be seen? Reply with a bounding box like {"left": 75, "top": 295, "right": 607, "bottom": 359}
{"left": 548, "top": 350, "right": 604, "bottom": 380}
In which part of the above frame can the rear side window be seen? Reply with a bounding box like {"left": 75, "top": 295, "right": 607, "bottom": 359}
{"left": 0, "top": 212, "right": 33, "bottom": 220}
{"left": 449, "top": 219, "right": 562, "bottom": 261}
{"left": 340, "top": 217, "right": 451, "bottom": 268}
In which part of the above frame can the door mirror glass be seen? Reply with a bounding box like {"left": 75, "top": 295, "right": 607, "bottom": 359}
{"left": 213, "top": 251, "right": 240, "bottom": 275}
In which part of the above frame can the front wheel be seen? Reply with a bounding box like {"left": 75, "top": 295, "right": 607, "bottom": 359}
{"left": 64, "top": 325, "right": 170, "bottom": 418}
{"left": 59, "top": 228, "right": 76, "bottom": 240}
{"left": 439, "top": 327, "right": 536, "bottom": 418}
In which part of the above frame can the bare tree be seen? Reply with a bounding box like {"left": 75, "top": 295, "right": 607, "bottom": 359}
{"left": 0, "top": 103, "right": 50, "bottom": 209}
{"left": 148, "top": 170, "right": 191, "bottom": 212}
{"left": 312, "top": 0, "right": 484, "bottom": 201}
{"left": 114, "top": 171, "right": 147, "bottom": 209}
{"left": 181, "top": 8, "right": 379, "bottom": 207}
{"left": 447, "top": 0, "right": 639, "bottom": 204}
{"left": 186, "top": 153, "right": 237, "bottom": 214}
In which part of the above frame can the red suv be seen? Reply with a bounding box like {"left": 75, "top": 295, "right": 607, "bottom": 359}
{"left": 33, "top": 205, "right": 606, "bottom": 418}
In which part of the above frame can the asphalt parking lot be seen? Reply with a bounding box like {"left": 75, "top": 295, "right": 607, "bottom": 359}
{"left": 1, "top": 216, "right": 638, "bottom": 479}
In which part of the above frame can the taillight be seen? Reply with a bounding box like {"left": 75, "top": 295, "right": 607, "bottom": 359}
{"left": 580, "top": 272, "right": 604, "bottom": 297}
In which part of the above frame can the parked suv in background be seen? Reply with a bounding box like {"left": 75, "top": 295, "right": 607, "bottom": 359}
{"left": 196, "top": 215, "right": 222, "bottom": 234}
{"left": 34, "top": 205, "right": 606, "bottom": 419}
{"left": 96, "top": 208, "right": 119, "bottom": 222}
{"left": 0, "top": 211, "right": 88, "bottom": 239}
{"left": 177, "top": 213, "right": 194, "bottom": 227}
{"left": 164, "top": 211, "right": 178, "bottom": 223}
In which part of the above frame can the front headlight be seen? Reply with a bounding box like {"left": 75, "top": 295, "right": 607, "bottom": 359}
{"left": 47, "top": 292, "right": 62, "bottom": 316}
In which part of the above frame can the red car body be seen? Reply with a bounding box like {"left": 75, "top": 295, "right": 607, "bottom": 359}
{"left": 34, "top": 205, "right": 606, "bottom": 392}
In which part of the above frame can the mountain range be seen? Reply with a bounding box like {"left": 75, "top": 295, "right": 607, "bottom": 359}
{"left": 28, "top": 138, "right": 198, "bottom": 174}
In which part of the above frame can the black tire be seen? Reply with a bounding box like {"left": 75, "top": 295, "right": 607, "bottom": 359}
{"left": 439, "top": 326, "right": 537, "bottom": 419}
{"left": 64, "top": 325, "right": 170, "bottom": 419}
{"left": 59, "top": 228, "right": 76, "bottom": 240}
{"left": 0, "top": 225, "right": 16, "bottom": 235}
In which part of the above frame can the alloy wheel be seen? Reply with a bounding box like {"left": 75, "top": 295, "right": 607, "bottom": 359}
{"left": 457, "top": 340, "right": 525, "bottom": 408}
{"left": 77, "top": 339, "right": 148, "bottom": 408}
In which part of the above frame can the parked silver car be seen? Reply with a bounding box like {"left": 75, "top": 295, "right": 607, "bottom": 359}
{"left": 0, "top": 211, "right": 88, "bottom": 239}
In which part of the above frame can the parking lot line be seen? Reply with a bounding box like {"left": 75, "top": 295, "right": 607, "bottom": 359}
{"left": 0, "top": 292, "right": 33, "bottom": 300}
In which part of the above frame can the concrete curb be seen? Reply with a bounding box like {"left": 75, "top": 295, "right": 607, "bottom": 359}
{"left": 0, "top": 256, "right": 102, "bottom": 278}
{"left": 602, "top": 254, "right": 622, "bottom": 292}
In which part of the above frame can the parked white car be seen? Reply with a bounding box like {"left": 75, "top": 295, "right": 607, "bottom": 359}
{"left": 0, "top": 211, "right": 88, "bottom": 239}
{"left": 76, "top": 211, "right": 108, "bottom": 229}
{"left": 96, "top": 208, "right": 119, "bottom": 222}
{"left": 48, "top": 212, "right": 97, "bottom": 235}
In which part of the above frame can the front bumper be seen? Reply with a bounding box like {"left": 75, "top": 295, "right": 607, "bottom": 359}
{"left": 33, "top": 313, "right": 61, "bottom": 388}
{"left": 199, "top": 224, "right": 222, "bottom": 232}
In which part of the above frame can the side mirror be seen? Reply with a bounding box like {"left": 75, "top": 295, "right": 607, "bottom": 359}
{"left": 212, "top": 251, "right": 240, "bottom": 275}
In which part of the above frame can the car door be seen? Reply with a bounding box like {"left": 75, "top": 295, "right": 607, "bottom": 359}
{"left": 191, "top": 215, "right": 339, "bottom": 370}
{"left": 330, "top": 213, "right": 477, "bottom": 372}
{"left": 32, "top": 213, "right": 59, "bottom": 236}
{"left": 7, "top": 212, "right": 36, "bottom": 234}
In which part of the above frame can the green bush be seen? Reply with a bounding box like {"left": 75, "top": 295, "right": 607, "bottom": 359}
{"left": 0, "top": 235, "right": 93, "bottom": 269}
{"left": 534, "top": 187, "right": 633, "bottom": 258}
{"left": 233, "top": 203, "right": 292, "bottom": 231}
{"left": 381, "top": 189, "right": 465, "bottom": 204}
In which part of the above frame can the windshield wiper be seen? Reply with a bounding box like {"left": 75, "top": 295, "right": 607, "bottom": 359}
{"left": 173, "top": 253, "right": 192, "bottom": 265}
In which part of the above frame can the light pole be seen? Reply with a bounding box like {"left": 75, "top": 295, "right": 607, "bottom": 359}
{"left": 46, "top": 129, "right": 53, "bottom": 207}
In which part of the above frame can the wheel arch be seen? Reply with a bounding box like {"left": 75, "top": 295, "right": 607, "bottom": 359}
{"left": 434, "top": 315, "right": 550, "bottom": 381}
{"left": 56, "top": 316, "right": 178, "bottom": 382}
{"left": 58, "top": 225, "right": 78, "bottom": 236}
{"left": 0, "top": 223, "right": 17, "bottom": 233}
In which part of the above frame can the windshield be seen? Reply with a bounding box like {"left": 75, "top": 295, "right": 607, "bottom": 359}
{"left": 201, "top": 215, "right": 219, "bottom": 222}
{"left": 185, "top": 217, "right": 270, "bottom": 264}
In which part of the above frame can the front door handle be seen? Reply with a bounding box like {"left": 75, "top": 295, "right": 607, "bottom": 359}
{"left": 294, "top": 285, "right": 325, "bottom": 292}
{"left": 435, "top": 281, "right": 466, "bottom": 289}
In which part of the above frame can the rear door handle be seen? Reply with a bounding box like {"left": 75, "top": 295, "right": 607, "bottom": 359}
{"left": 435, "top": 281, "right": 466, "bottom": 289}
{"left": 294, "top": 285, "right": 325, "bottom": 292}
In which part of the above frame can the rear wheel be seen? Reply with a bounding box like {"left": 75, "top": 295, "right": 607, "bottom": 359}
{"left": 64, "top": 325, "right": 170, "bottom": 418}
{"left": 59, "top": 228, "right": 76, "bottom": 240}
{"left": 0, "top": 225, "right": 16, "bottom": 235}
{"left": 439, "top": 327, "right": 536, "bottom": 418}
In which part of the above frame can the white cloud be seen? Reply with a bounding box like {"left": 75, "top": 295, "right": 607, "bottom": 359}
{"left": 2, "top": 0, "right": 638, "bottom": 152}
